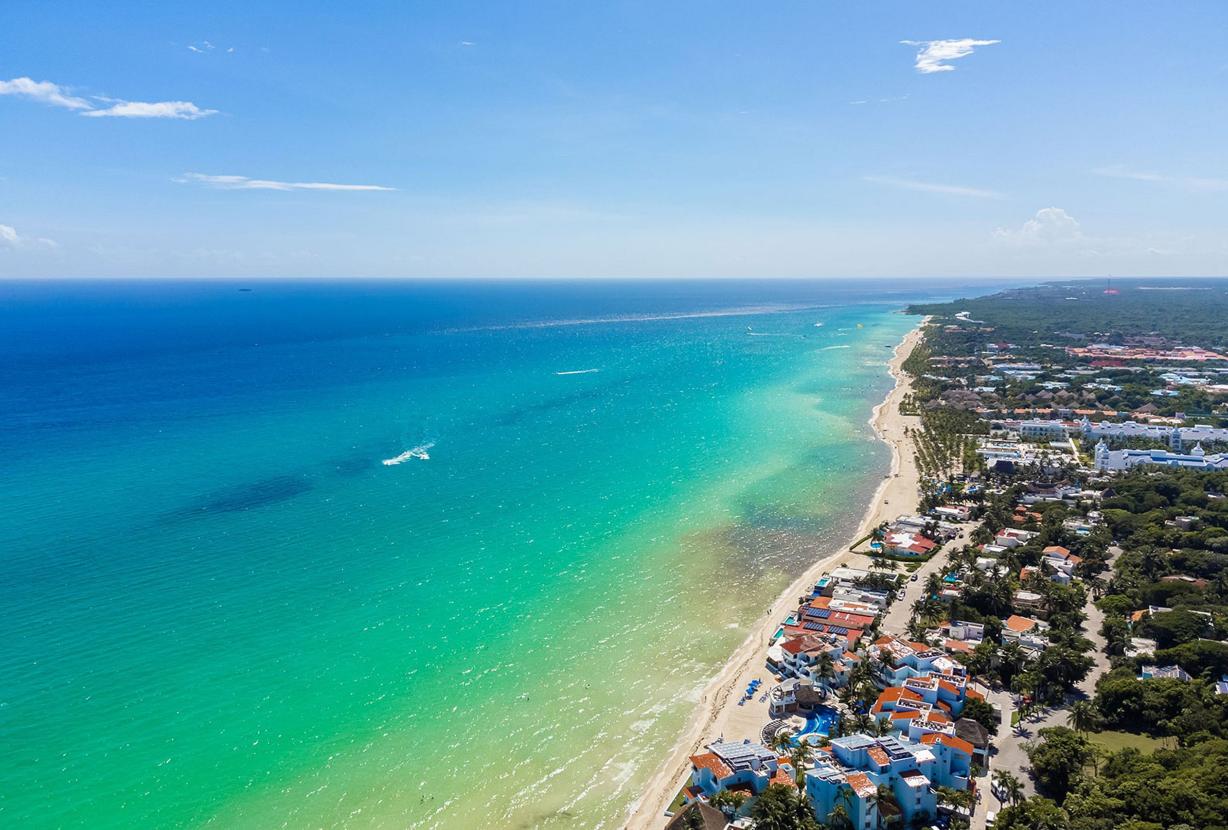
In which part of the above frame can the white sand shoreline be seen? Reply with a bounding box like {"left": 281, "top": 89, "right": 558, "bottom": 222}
{"left": 622, "top": 317, "right": 927, "bottom": 829}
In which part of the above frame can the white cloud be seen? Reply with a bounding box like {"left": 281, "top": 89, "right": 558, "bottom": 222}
{"left": 84, "top": 100, "right": 217, "bottom": 119}
{"left": 0, "top": 77, "right": 92, "bottom": 110}
{"left": 459, "top": 40, "right": 476, "bottom": 47}
{"left": 994, "top": 207, "right": 1083, "bottom": 246}
{"left": 0, "top": 223, "right": 57, "bottom": 249}
{"left": 178, "top": 173, "right": 396, "bottom": 192}
{"left": 901, "top": 39, "right": 1000, "bottom": 74}
{"left": 1094, "top": 164, "right": 1228, "bottom": 192}
{"left": 864, "top": 175, "right": 1001, "bottom": 199}
{"left": 0, "top": 76, "right": 216, "bottom": 119}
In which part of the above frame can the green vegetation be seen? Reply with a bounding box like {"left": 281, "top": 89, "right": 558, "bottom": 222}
{"left": 996, "top": 730, "right": 1228, "bottom": 830}
{"left": 748, "top": 783, "right": 820, "bottom": 830}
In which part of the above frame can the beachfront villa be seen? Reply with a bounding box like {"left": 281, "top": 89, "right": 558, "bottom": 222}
{"left": 882, "top": 530, "right": 937, "bottom": 558}
{"left": 804, "top": 733, "right": 972, "bottom": 829}
{"left": 1093, "top": 439, "right": 1228, "bottom": 472}
{"left": 686, "top": 740, "right": 793, "bottom": 802}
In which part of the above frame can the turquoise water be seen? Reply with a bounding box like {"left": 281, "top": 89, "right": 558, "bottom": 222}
{"left": 0, "top": 280, "right": 951, "bottom": 829}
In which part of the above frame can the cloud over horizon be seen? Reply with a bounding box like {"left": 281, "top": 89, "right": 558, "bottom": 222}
{"left": 178, "top": 173, "right": 396, "bottom": 192}
{"left": 994, "top": 207, "right": 1083, "bottom": 246}
{"left": 0, "top": 222, "right": 57, "bottom": 249}
{"left": 901, "top": 39, "right": 1000, "bottom": 73}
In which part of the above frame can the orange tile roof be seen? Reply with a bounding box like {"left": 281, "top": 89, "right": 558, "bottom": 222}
{"left": 921, "top": 733, "right": 976, "bottom": 756}
{"left": 868, "top": 747, "right": 890, "bottom": 766}
{"left": 944, "top": 639, "right": 974, "bottom": 654}
{"left": 771, "top": 768, "right": 797, "bottom": 788}
{"left": 846, "top": 772, "right": 877, "bottom": 797}
{"left": 690, "top": 753, "right": 732, "bottom": 779}
{"left": 1043, "top": 545, "right": 1071, "bottom": 557}
{"left": 1004, "top": 614, "right": 1038, "bottom": 633}
{"left": 965, "top": 687, "right": 984, "bottom": 701}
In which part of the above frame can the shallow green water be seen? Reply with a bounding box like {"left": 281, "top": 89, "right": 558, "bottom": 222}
{"left": 1, "top": 282, "right": 916, "bottom": 828}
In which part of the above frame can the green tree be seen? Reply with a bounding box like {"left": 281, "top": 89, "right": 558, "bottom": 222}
{"left": 1025, "top": 727, "right": 1094, "bottom": 802}
{"left": 1066, "top": 700, "right": 1100, "bottom": 736}
{"left": 710, "top": 789, "right": 747, "bottom": 817}
{"left": 992, "top": 769, "right": 1024, "bottom": 807}
{"left": 961, "top": 696, "right": 1000, "bottom": 735}
{"left": 749, "top": 783, "right": 820, "bottom": 830}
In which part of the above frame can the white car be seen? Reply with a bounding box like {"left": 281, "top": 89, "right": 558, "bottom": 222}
{"left": 986, "top": 810, "right": 997, "bottom": 828}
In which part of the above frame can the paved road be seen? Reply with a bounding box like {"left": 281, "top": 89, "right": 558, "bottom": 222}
{"left": 970, "top": 546, "right": 1122, "bottom": 826}
{"left": 879, "top": 523, "right": 975, "bottom": 634}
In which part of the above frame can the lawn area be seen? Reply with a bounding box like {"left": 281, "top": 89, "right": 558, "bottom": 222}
{"left": 666, "top": 785, "right": 689, "bottom": 816}
{"left": 1089, "top": 730, "right": 1173, "bottom": 754}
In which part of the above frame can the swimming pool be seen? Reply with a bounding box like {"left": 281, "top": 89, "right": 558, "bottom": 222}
{"left": 796, "top": 704, "right": 839, "bottom": 741}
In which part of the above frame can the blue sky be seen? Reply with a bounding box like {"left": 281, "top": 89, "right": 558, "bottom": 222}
{"left": 2, "top": 1, "right": 1226, "bottom": 278}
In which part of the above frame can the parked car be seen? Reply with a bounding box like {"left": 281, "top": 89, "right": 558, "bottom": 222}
{"left": 910, "top": 574, "right": 919, "bottom": 582}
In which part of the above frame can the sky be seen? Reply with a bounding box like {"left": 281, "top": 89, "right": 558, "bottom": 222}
{"left": 1, "top": 1, "right": 1226, "bottom": 279}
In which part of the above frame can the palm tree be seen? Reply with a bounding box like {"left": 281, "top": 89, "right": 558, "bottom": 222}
{"left": 789, "top": 741, "right": 815, "bottom": 787}
{"left": 831, "top": 712, "right": 849, "bottom": 739}
{"left": 815, "top": 652, "right": 836, "bottom": 690}
{"left": 873, "top": 783, "right": 899, "bottom": 829}
{"left": 992, "top": 769, "right": 1023, "bottom": 806}
{"left": 770, "top": 728, "right": 796, "bottom": 756}
{"left": 709, "top": 789, "right": 748, "bottom": 818}
{"left": 872, "top": 521, "right": 889, "bottom": 543}
{"left": 1067, "top": 700, "right": 1100, "bottom": 736}
{"left": 828, "top": 788, "right": 856, "bottom": 830}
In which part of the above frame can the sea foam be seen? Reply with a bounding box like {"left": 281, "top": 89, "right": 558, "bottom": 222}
{"left": 382, "top": 442, "right": 435, "bottom": 465}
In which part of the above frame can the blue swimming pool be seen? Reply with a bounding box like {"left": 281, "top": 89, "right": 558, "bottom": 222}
{"left": 797, "top": 704, "right": 839, "bottom": 739}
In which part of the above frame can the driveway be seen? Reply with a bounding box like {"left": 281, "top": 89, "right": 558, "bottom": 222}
{"left": 879, "top": 523, "right": 975, "bottom": 634}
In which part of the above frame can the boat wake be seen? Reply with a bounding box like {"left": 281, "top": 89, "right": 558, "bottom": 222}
{"left": 555, "top": 368, "right": 600, "bottom": 376}
{"left": 382, "top": 442, "right": 435, "bottom": 465}
{"left": 818, "top": 344, "right": 851, "bottom": 351}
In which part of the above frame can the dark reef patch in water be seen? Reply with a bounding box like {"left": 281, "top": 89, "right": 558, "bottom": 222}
{"left": 167, "top": 474, "right": 314, "bottom": 519}
{"left": 329, "top": 454, "right": 378, "bottom": 478}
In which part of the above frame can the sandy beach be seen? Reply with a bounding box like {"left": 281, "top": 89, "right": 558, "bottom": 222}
{"left": 623, "top": 318, "right": 927, "bottom": 829}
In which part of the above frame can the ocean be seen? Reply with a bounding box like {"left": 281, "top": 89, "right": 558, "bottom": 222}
{"left": 0, "top": 278, "right": 994, "bottom": 829}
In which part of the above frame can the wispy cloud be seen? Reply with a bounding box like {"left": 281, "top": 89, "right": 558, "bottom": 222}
{"left": 188, "top": 41, "right": 235, "bottom": 54}
{"left": 864, "top": 175, "right": 1001, "bottom": 199}
{"left": 85, "top": 100, "right": 216, "bottom": 119}
{"left": 0, "top": 76, "right": 216, "bottom": 119}
{"left": 1093, "top": 164, "right": 1228, "bottom": 192}
{"left": 178, "top": 173, "right": 396, "bottom": 192}
{"left": 0, "top": 77, "right": 92, "bottom": 110}
{"left": 0, "top": 222, "right": 57, "bottom": 249}
{"left": 901, "top": 39, "right": 1000, "bottom": 74}
{"left": 459, "top": 40, "right": 476, "bottom": 47}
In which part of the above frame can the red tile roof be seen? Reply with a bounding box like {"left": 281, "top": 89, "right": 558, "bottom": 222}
{"left": 921, "top": 733, "right": 975, "bottom": 756}
{"left": 690, "top": 753, "right": 732, "bottom": 779}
